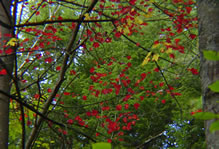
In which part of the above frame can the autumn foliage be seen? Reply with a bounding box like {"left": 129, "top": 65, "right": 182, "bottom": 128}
{"left": 0, "top": 0, "right": 202, "bottom": 148}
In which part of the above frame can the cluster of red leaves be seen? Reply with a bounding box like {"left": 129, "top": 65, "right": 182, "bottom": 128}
{"left": 0, "top": 69, "right": 7, "bottom": 75}
{"left": 188, "top": 68, "right": 199, "bottom": 75}
{"left": 190, "top": 109, "right": 202, "bottom": 115}
{"left": 13, "top": 0, "right": 197, "bottom": 144}
{"left": 58, "top": 54, "right": 181, "bottom": 142}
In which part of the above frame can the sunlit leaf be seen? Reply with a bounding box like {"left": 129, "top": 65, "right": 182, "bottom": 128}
{"left": 203, "top": 50, "right": 219, "bottom": 61}
{"left": 6, "top": 38, "right": 18, "bottom": 46}
{"left": 193, "top": 112, "right": 219, "bottom": 120}
{"left": 152, "top": 54, "right": 159, "bottom": 62}
{"left": 208, "top": 81, "right": 219, "bottom": 92}
{"left": 92, "top": 142, "right": 111, "bottom": 149}
{"left": 142, "top": 52, "right": 152, "bottom": 66}
{"left": 210, "top": 120, "right": 219, "bottom": 133}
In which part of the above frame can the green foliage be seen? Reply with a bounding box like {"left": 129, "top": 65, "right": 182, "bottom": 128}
{"left": 92, "top": 142, "right": 111, "bottom": 149}
{"left": 166, "top": 119, "right": 206, "bottom": 149}
{"left": 203, "top": 50, "right": 219, "bottom": 61}
{"left": 6, "top": 0, "right": 205, "bottom": 148}
{"left": 193, "top": 112, "right": 219, "bottom": 120}
{"left": 208, "top": 80, "right": 219, "bottom": 92}
{"left": 210, "top": 120, "right": 219, "bottom": 133}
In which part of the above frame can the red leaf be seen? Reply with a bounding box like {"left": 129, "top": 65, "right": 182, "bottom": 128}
{"left": 123, "top": 95, "right": 131, "bottom": 102}
{"left": 91, "top": 110, "right": 98, "bottom": 116}
{"left": 87, "top": 29, "right": 92, "bottom": 36}
{"left": 107, "top": 139, "right": 112, "bottom": 143}
{"left": 153, "top": 67, "right": 159, "bottom": 72}
{"left": 189, "top": 34, "right": 196, "bottom": 40}
{"left": 141, "top": 73, "right": 147, "bottom": 80}
{"left": 127, "top": 88, "right": 134, "bottom": 94}
{"left": 90, "top": 67, "right": 95, "bottom": 73}
{"left": 5, "top": 48, "right": 13, "bottom": 54}
{"left": 93, "top": 42, "right": 100, "bottom": 48}
{"left": 67, "top": 119, "right": 73, "bottom": 124}
{"left": 133, "top": 103, "right": 140, "bottom": 110}
{"left": 23, "top": 38, "right": 29, "bottom": 42}
{"left": 45, "top": 57, "right": 53, "bottom": 63}
{"left": 36, "top": 11, "right": 40, "bottom": 16}
{"left": 124, "top": 104, "right": 129, "bottom": 109}
{"left": 47, "top": 88, "right": 52, "bottom": 93}
{"left": 70, "top": 70, "right": 76, "bottom": 75}
{"left": 21, "top": 80, "right": 27, "bottom": 83}
{"left": 188, "top": 68, "right": 199, "bottom": 75}
{"left": 174, "top": 38, "right": 181, "bottom": 45}
{"left": 169, "top": 53, "right": 175, "bottom": 59}
{"left": 127, "top": 62, "right": 132, "bottom": 67}
{"left": 27, "top": 120, "right": 32, "bottom": 126}
{"left": 115, "top": 32, "right": 121, "bottom": 38}
{"left": 126, "top": 56, "right": 131, "bottom": 60}
{"left": 113, "top": 84, "right": 121, "bottom": 95}
{"left": 185, "top": 7, "right": 192, "bottom": 14}
{"left": 62, "top": 130, "right": 67, "bottom": 135}
{"left": 102, "top": 106, "right": 110, "bottom": 111}
{"left": 159, "top": 82, "right": 164, "bottom": 87}
{"left": 4, "top": 33, "right": 12, "bottom": 37}
{"left": 129, "top": 0, "right": 136, "bottom": 5}
{"left": 34, "top": 94, "right": 40, "bottom": 99}
{"left": 42, "top": 4, "right": 47, "bottom": 8}
{"left": 56, "top": 66, "right": 61, "bottom": 71}
{"left": 0, "top": 69, "right": 7, "bottom": 75}
{"left": 64, "top": 92, "right": 70, "bottom": 96}
{"left": 116, "top": 105, "right": 122, "bottom": 111}
{"left": 161, "top": 99, "right": 166, "bottom": 104}
{"left": 58, "top": 16, "right": 63, "bottom": 20}
{"left": 82, "top": 96, "right": 87, "bottom": 100}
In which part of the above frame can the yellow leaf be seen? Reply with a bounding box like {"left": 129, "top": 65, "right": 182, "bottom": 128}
{"left": 127, "top": 18, "right": 132, "bottom": 26}
{"left": 142, "top": 52, "right": 152, "bottom": 66}
{"left": 144, "top": 13, "right": 152, "bottom": 18}
{"left": 134, "top": 17, "right": 143, "bottom": 25}
{"left": 166, "top": 48, "right": 172, "bottom": 54}
{"left": 117, "top": 26, "right": 123, "bottom": 32}
{"left": 84, "top": 13, "right": 90, "bottom": 20}
{"left": 6, "top": 38, "right": 18, "bottom": 46}
{"left": 164, "top": 42, "right": 171, "bottom": 46}
{"left": 152, "top": 54, "right": 159, "bottom": 61}
{"left": 152, "top": 43, "right": 160, "bottom": 49}
{"left": 50, "top": 140, "right": 55, "bottom": 144}
{"left": 142, "top": 58, "right": 150, "bottom": 66}
{"left": 124, "top": 27, "right": 130, "bottom": 34}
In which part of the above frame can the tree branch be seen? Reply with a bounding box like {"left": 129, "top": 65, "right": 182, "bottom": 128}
{"left": 15, "top": 19, "right": 115, "bottom": 28}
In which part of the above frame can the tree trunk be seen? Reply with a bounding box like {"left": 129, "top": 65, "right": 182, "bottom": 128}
{"left": 197, "top": 0, "right": 219, "bottom": 148}
{"left": 0, "top": 1, "right": 13, "bottom": 149}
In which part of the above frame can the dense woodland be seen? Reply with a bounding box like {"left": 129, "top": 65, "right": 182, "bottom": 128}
{"left": 0, "top": 0, "right": 218, "bottom": 148}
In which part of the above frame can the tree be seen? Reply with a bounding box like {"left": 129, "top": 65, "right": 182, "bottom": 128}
{"left": 0, "top": 0, "right": 13, "bottom": 148}
{"left": 0, "top": 0, "right": 212, "bottom": 148}
{"left": 197, "top": 0, "right": 219, "bottom": 148}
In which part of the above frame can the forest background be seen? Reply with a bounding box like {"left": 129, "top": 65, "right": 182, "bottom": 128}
{"left": 0, "top": 0, "right": 218, "bottom": 148}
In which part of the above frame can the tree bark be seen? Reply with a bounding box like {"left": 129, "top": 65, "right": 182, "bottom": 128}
{"left": 0, "top": 0, "right": 13, "bottom": 149}
{"left": 197, "top": 0, "right": 219, "bottom": 148}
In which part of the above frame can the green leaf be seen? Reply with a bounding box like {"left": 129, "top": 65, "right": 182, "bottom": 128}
{"left": 193, "top": 112, "right": 217, "bottom": 120}
{"left": 208, "top": 81, "right": 219, "bottom": 92}
{"left": 92, "top": 142, "right": 111, "bottom": 149}
{"left": 210, "top": 120, "right": 219, "bottom": 133}
{"left": 203, "top": 50, "right": 219, "bottom": 61}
